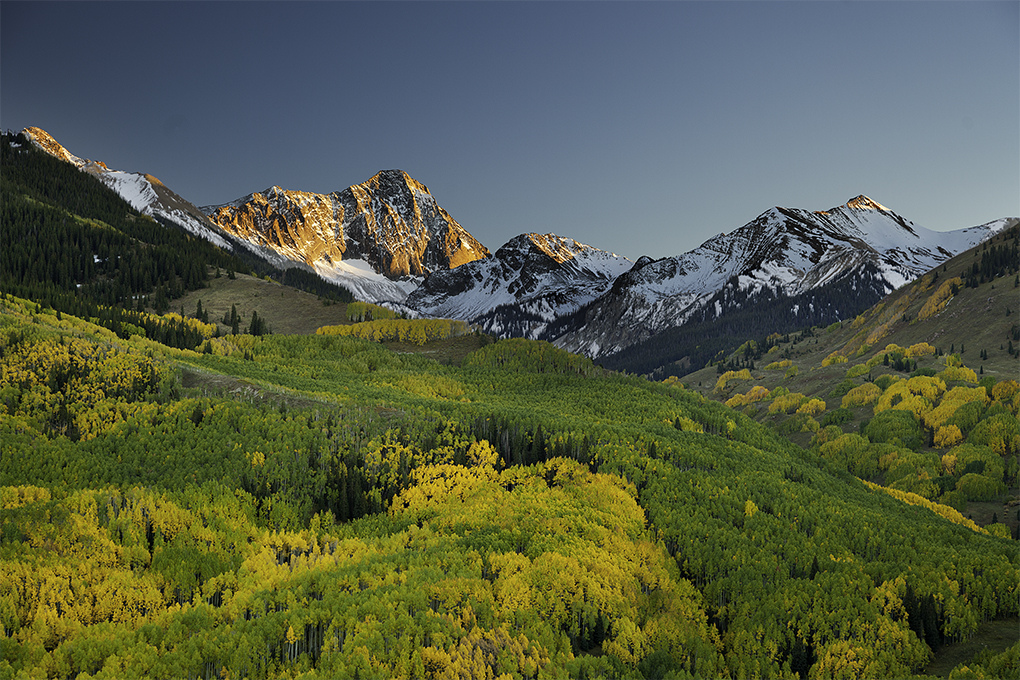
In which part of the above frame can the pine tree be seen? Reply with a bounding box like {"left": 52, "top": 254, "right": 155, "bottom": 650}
{"left": 790, "top": 638, "right": 812, "bottom": 680}
{"left": 248, "top": 310, "right": 267, "bottom": 336}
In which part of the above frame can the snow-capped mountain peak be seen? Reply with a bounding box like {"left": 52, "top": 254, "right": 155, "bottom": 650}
{"left": 22, "top": 127, "right": 86, "bottom": 167}
{"left": 405, "top": 232, "right": 633, "bottom": 338}
{"left": 842, "top": 195, "right": 890, "bottom": 212}
{"left": 520, "top": 233, "right": 606, "bottom": 264}
{"left": 551, "top": 196, "right": 1014, "bottom": 359}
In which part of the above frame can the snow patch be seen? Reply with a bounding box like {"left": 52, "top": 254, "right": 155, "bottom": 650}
{"left": 313, "top": 258, "right": 422, "bottom": 304}
{"left": 98, "top": 172, "right": 157, "bottom": 213}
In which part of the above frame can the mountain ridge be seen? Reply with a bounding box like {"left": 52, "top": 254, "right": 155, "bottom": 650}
{"left": 549, "top": 197, "right": 1014, "bottom": 363}
{"left": 19, "top": 126, "right": 1016, "bottom": 376}
{"left": 20, "top": 127, "right": 240, "bottom": 252}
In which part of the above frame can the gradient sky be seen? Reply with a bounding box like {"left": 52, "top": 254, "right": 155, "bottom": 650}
{"left": 2, "top": 1, "right": 1017, "bottom": 260}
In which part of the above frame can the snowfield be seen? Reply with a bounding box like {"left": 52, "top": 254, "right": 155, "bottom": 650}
{"left": 313, "top": 258, "right": 423, "bottom": 304}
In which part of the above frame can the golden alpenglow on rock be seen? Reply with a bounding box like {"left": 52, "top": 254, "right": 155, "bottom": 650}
{"left": 206, "top": 169, "right": 490, "bottom": 279}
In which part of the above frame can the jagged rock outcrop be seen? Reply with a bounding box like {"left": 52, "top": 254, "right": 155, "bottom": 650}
{"left": 203, "top": 170, "right": 489, "bottom": 300}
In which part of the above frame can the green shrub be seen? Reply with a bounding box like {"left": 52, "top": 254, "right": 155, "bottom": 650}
{"left": 874, "top": 374, "right": 895, "bottom": 391}
{"left": 863, "top": 410, "right": 924, "bottom": 450}
{"left": 828, "top": 379, "right": 856, "bottom": 400}
{"left": 821, "top": 407, "right": 853, "bottom": 428}
{"left": 955, "top": 473, "right": 1006, "bottom": 502}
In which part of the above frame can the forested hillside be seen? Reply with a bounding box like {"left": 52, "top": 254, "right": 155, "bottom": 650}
{"left": 2, "top": 294, "right": 1017, "bottom": 679}
{"left": 680, "top": 224, "right": 1020, "bottom": 540}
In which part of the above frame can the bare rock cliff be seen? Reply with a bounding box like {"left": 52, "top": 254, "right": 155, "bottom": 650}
{"left": 204, "top": 170, "right": 489, "bottom": 278}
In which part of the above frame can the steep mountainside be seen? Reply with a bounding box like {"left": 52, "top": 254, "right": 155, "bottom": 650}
{"left": 688, "top": 220, "right": 1020, "bottom": 399}
{"left": 677, "top": 222, "right": 1020, "bottom": 515}
{"left": 21, "top": 127, "right": 239, "bottom": 253}
{"left": 551, "top": 196, "right": 1014, "bottom": 360}
{"left": 405, "top": 233, "right": 632, "bottom": 338}
{"left": 203, "top": 171, "right": 490, "bottom": 303}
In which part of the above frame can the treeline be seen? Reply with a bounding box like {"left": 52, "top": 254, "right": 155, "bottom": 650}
{"left": 464, "top": 338, "right": 600, "bottom": 376}
{"left": 277, "top": 267, "right": 354, "bottom": 304}
{"left": 317, "top": 318, "right": 471, "bottom": 346}
{"left": 0, "top": 184, "right": 207, "bottom": 309}
{"left": 964, "top": 226, "right": 1020, "bottom": 289}
{"left": 345, "top": 301, "right": 398, "bottom": 322}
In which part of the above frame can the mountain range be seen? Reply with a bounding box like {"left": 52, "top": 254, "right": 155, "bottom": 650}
{"left": 552, "top": 198, "right": 1014, "bottom": 371}
{"left": 20, "top": 127, "right": 1016, "bottom": 375}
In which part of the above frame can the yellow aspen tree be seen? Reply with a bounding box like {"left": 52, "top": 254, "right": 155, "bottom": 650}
{"left": 934, "top": 425, "right": 963, "bottom": 449}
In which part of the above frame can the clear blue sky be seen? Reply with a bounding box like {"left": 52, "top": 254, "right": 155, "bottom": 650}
{"left": 2, "top": 1, "right": 1017, "bottom": 260}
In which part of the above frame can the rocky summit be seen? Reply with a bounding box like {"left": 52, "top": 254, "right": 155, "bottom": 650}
{"left": 203, "top": 170, "right": 489, "bottom": 295}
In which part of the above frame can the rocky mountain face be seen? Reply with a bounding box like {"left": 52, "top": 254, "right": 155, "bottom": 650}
{"left": 202, "top": 171, "right": 490, "bottom": 302}
{"left": 405, "top": 232, "right": 632, "bottom": 338}
{"left": 21, "top": 127, "right": 239, "bottom": 253}
{"left": 549, "top": 197, "right": 1014, "bottom": 359}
